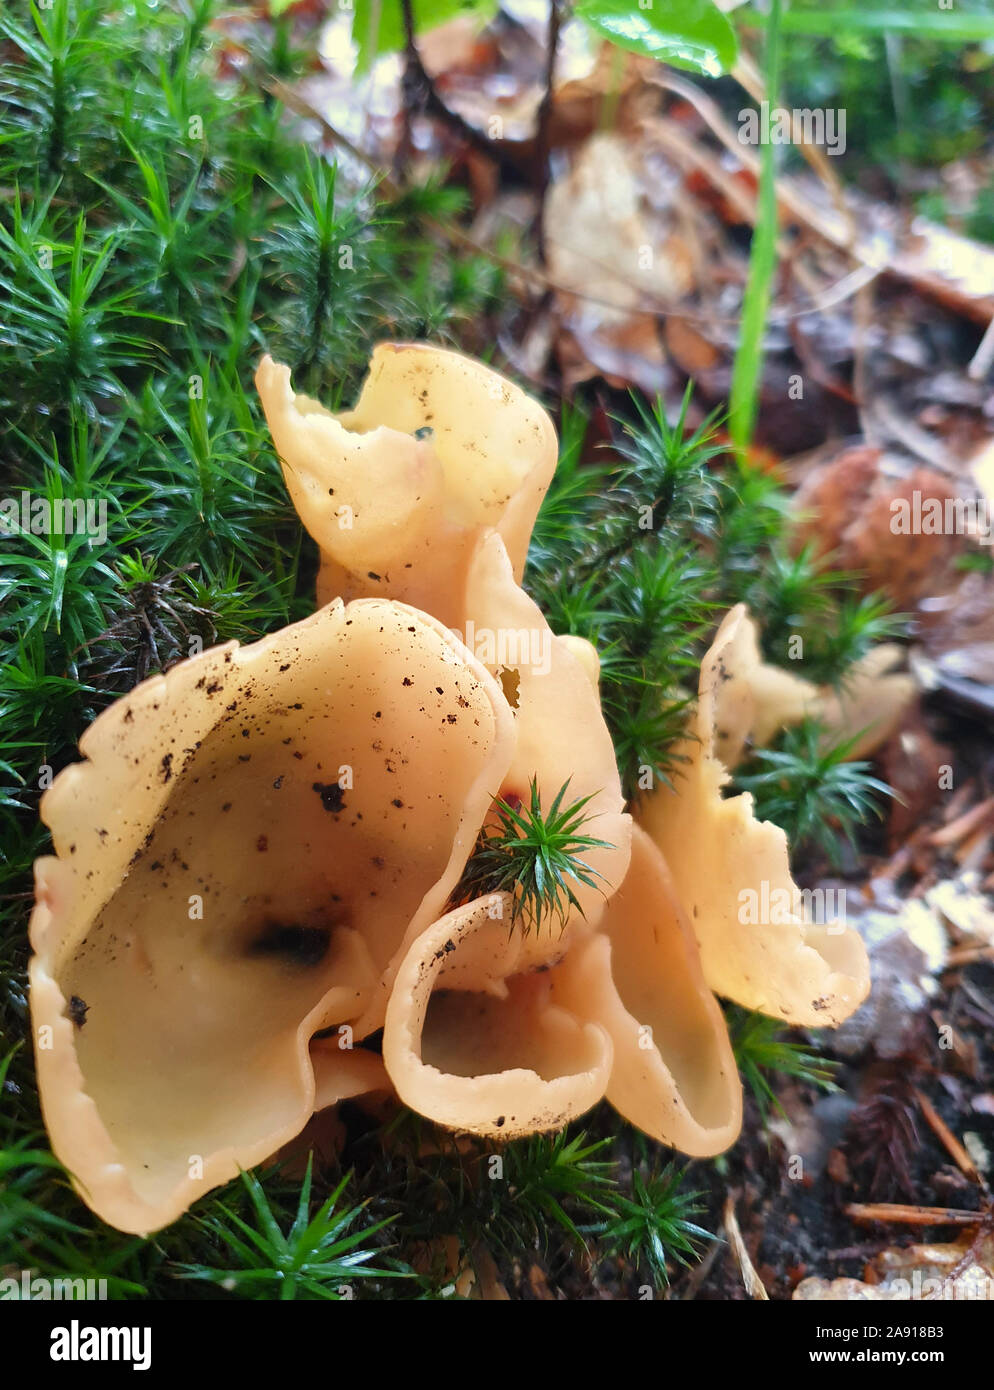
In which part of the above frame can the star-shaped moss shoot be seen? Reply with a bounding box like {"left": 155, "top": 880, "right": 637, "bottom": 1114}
{"left": 455, "top": 777, "right": 614, "bottom": 934}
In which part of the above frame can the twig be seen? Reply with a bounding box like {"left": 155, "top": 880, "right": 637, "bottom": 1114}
{"left": 929, "top": 797, "right": 994, "bottom": 848}
{"left": 723, "top": 1195, "right": 769, "bottom": 1300}
{"left": 533, "top": 0, "right": 564, "bottom": 265}
{"left": 846, "top": 1202, "right": 981, "bottom": 1227}
{"left": 398, "top": 0, "right": 522, "bottom": 180}
{"left": 968, "top": 312, "right": 994, "bottom": 381}
{"left": 946, "top": 943, "right": 994, "bottom": 967}
{"left": 915, "top": 1087, "right": 990, "bottom": 1196}
{"left": 677, "top": 1234, "right": 721, "bottom": 1300}
{"left": 929, "top": 1226, "right": 992, "bottom": 1298}
{"left": 655, "top": 60, "right": 854, "bottom": 249}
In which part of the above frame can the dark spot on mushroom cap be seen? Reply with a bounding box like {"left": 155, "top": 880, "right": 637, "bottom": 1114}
{"left": 313, "top": 781, "right": 346, "bottom": 813}
{"left": 68, "top": 995, "right": 89, "bottom": 1028}
{"left": 248, "top": 923, "right": 331, "bottom": 968}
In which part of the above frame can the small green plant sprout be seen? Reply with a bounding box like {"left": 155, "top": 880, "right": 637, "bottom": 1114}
{"left": 174, "top": 1157, "right": 408, "bottom": 1300}
{"left": 805, "top": 592, "right": 907, "bottom": 689}
{"left": 613, "top": 385, "right": 724, "bottom": 541}
{"left": 598, "top": 1162, "right": 715, "bottom": 1289}
{"left": 487, "top": 1131, "right": 618, "bottom": 1254}
{"left": 734, "top": 719, "right": 897, "bottom": 869}
{"left": 454, "top": 777, "right": 614, "bottom": 934}
{"left": 602, "top": 682, "right": 694, "bottom": 803}
{"left": 745, "top": 543, "right": 839, "bottom": 667}
{"left": 728, "top": 1005, "right": 840, "bottom": 1124}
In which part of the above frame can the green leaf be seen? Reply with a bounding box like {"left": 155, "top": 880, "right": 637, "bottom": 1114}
{"left": 351, "top": 0, "right": 497, "bottom": 72}
{"left": 743, "top": 6, "right": 994, "bottom": 42}
{"left": 728, "top": 0, "right": 782, "bottom": 449}
{"left": 575, "top": 0, "right": 737, "bottom": 77}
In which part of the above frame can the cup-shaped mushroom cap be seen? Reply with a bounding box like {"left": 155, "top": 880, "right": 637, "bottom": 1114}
{"left": 349, "top": 533, "right": 630, "bottom": 1036}
{"left": 814, "top": 642, "right": 914, "bottom": 760}
{"left": 255, "top": 345, "right": 557, "bottom": 624}
{"left": 383, "top": 894, "right": 613, "bottom": 1138}
{"left": 703, "top": 604, "right": 913, "bottom": 766}
{"left": 638, "top": 607, "right": 870, "bottom": 1027}
{"left": 28, "top": 597, "right": 514, "bottom": 1233}
{"left": 550, "top": 827, "right": 742, "bottom": 1155}
{"left": 462, "top": 530, "right": 632, "bottom": 934}
{"left": 707, "top": 604, "right": 818, "bottom": 768}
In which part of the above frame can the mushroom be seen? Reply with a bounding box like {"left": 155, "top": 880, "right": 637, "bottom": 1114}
{"left": 376, "top": 539, "right": 731, "bottom": 1155}
{"left": 348, "top": 527, "right": 634, "bottom": 1032}
{"left": 705, "top": 604, "right": 914, "bottom": 767}
{"left": 815, "top": 643, "right": 915, "bottom": 761}
{"left": 638, "top": 605, "right": 871, "bottom": 1026}
{"left": 461, "top": 530, "right": 632, "bottom": 930}
{"left": 31, "top": 342, "right": 879, "bottom": 1235}
{"left": 381, "top": 824, "right": 741, "bottom": 1154}
{"left": 255, "top": 345, "right": 557, "bottom": 626}
{"left": 29, "top": 597, "right": 514, "bottom": 1233}
{"left": 255, "top": 347, "right": 630, "bottom": 936}
{"left": 551, "top": 826, "right": 742, "bottom": 1155}
{"left": 383, "top": 893, "right": 614, "bottom": 1139}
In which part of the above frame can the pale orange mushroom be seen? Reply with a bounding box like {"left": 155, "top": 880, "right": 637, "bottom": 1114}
{"left": 31, "top": 342, "right": 880, "bottom": 1236}
{"left": 353, "top": 528, "right": 633, "bottom": 1031}
{"left": 706, "top": 604, "right": 913, "bottom": 767}
{"left": 639, "top": 606, "right": 871, "bottom": 1026}
{"left": 381, "top": 828, "right": 740, "bottom": 1156}
{"left": 29, "top": 597, "right": 513, "bottom": 1233}
{"left": 461, "top": 531, "right": 632, "bottom": 927}
{"left": 255, "top": 345, "right": 557, "bottom": 627}
{"left": 551, "top": 827, "right": 742, "bottom": 1155}
{"left": 383, "top": 894, "right": 613, "bottom": 1139}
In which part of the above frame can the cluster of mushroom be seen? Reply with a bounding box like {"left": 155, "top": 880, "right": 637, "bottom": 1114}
{"left": 29, "top": 345, "right": 871, "bottom": 1235}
